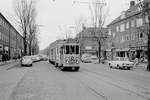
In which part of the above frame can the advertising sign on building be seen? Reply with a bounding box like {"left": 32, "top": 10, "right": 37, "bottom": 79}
{"left": 85, "top": 46, "right": 92, "bottom": 50}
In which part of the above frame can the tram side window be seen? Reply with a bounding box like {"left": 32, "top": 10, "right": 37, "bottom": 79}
{"left": 76, "top": 45, "right": 79, "bottom": 54}
{"left": 66, "top": 45, "right": 69, "bottom": 54}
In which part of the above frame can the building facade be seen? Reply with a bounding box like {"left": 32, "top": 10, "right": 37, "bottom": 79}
{"left": 75, "top": 27, "right": 108, "bottom": 58}
{"left": 107, "top": 0, "right": 150, "bottom": 61}
{"left": 0, "top": 12, "right": 24, "bottom": 61}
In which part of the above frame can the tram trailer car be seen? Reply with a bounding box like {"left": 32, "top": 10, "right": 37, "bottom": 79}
{"left": 49, "top": 39, "right": 80, "bottom": 71}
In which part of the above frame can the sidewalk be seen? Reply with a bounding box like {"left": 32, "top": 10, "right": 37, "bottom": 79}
{"left": 0, "top": 60, "right": 19, "bottom": 66}
{"left": 134, "top": 62, "right": 147, "bottom": 71}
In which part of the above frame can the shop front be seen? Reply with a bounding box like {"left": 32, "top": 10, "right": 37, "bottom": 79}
{"left": 115, "top": 48, "right": 130, "bottom": 60}
{"left": 0, "top": 44, "right": 3, "bottom": 61}
{"left": 129, "top": 46, "right": 147, "bottom": 61}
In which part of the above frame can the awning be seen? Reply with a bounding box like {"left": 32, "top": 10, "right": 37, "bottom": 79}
{"left": 106, "top": 49, "right": 111, "bottom": 51}
{"left": 116, "top": 48, "right": 130, "bottom": 52}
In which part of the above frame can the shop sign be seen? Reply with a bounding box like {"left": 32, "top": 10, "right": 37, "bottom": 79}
{"left": 85, "top": 46, "right": 92, "bottom": 50}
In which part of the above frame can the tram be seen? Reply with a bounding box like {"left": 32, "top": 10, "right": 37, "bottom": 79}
{"left": 49, "top": 39, "right": 80, "bottom": 71}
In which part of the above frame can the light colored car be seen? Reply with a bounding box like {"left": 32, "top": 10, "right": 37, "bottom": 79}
{"left": 31, "top": 55, "right": 40, "bottom": 62}
{"left": 108, "top": 57, "right": 134, "bottom": 70}
{"left": 81, "top": 54, "right": 92, "bottom": 63}
{"left": 90, "top": 56, "right": 99, "bottom": 64}
{"left": 21, "top": 56, "right": 33, "bottom": 66}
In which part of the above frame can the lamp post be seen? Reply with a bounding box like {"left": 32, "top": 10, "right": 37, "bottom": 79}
{"left": 138, "top": 0, "right": 150, "bottom": 71}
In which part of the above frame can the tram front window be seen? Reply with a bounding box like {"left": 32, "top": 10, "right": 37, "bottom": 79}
{"left": 65, "top": 45, "right": 79, "bottom": 54}
{"left": 76, "top": 45, "right": 79, "bottom": 54}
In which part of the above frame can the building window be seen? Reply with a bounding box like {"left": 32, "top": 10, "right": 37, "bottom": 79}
{"left": 139, "top": 33, "right": 143, "bottom": 40}
{"left": 131, "top": 33, "right": 135, "bottom": 40}
{"left": 108, "top": 29, "right": 111, "bottom": 35}
{"left": 112, "top": 32, "right": 116, "bottom": 37}
{"left": 136, "top": 18, "right": 143, "bottom": 27}
{"left": 0, "top": 18, "right": 2, "bottom": 25}
{"left": 116, "top": 26, "right": 119, "bottom": 32}
{"left": 120, "top": 24, "right": 125, "bottom": 32}
{"left": 120, "top": 36, "right": 124, "bottom": 43}
{"left": 131, "top": 20, "right": 135, "bottom": 27}
{"left": 126, "top": 35, "right": 129, "bottom": 41}
{"left": 0, "top": 32, "right": 1, "bottom": 40}
{"left": 145, "top": 16, "right": 149, "bottom": 23}
{"left": 126, "top": 22, "right": 129, "bottom": 29}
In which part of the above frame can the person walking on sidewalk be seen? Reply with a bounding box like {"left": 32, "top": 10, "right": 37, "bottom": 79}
{"left": 134, "top": 57, "right": 139, "bottom": 67}
{"left": 2, "top": 52, "right": 7, "bottom": 63}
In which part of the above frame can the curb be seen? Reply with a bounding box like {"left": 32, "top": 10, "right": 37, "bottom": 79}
{"left": 6, "top": 62, "right": 20, "bottom": 70}
{"left": 0, "top": 60, "right": 18, "bottom": 66}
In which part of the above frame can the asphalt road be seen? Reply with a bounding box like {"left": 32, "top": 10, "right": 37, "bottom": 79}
{"left": 0, "top": 61, "right": 150, "bottom": 100}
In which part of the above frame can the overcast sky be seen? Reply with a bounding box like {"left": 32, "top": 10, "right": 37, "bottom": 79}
{"left": 0, "top": 0, "right": 132, "bottom": 50}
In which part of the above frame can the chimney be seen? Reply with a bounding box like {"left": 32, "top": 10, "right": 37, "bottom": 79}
{"left": 130, "top": 1, "right": 135, "bottom": 8}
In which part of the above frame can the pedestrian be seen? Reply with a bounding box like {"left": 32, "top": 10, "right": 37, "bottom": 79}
{"left": 2, "top": 53, "right": 4, "bottom": 62}
{"left": 134, "top": 57, "right": 139, "bottom": 67}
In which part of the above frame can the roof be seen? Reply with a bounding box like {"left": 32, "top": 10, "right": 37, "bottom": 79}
{"left": 0, "top": 12, "right": 23, "bottom": 38}
{"left": 76, "top": 27, "right": 108, "bottom": 38}
{"left": 107, "top": 1, "right": 143, "bottom": 27}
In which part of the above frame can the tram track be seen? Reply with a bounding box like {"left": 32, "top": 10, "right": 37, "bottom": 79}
{"left": 82, "top": 68, "right": 150, "bottom": 100}
{"left": 64, "top": 71, "right": 110, "bottom": 100}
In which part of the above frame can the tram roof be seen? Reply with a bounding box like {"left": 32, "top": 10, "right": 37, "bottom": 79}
{"left": 49, "top": 39, "right": 79, "bottom": 48}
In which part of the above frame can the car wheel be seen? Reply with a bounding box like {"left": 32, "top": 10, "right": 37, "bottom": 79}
{"left": 117, "top": 65, "right": 120, "bottom": 69}
{"left": 109, "top": 63, "right": 112, "bottom": 68}
{"left": 75, "top": 67, "right": 79, "bottom": 71}
{"left": 54, "top": 63, "right": 58, "bottom": 67}
{"left": 60, "top": 66, "right": 65, "bottom": 71}
{"left": 127, "top": 67, "right": 130, "bottom": 70}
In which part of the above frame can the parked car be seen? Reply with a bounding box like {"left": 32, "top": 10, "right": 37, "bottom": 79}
{"left": 21, "top": 56, "right": 33, "bottom": 66}
{"left": 108, "top": 57, "right": 134, "bottom": 70}
{"left": 100, "top": 57, "right": 105, "bottom": 64}
{"left": 39, "top": 55, "right": 48, "bottom": 61}
{"left": 81, "top": 54, "right": 92, "bottom": 63}
{"left": 31, "top": 55, "right": 41, "bottom": 62}
{"left": 90, "top": 56, "right": 99, "bottom": 64}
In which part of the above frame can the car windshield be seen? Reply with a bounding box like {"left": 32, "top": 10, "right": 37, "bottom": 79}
{"left": 114, "top": 57, "right": 129, "bottom": 61}
{"left": 23, "top": 56, "right": 31, "bottom": 59}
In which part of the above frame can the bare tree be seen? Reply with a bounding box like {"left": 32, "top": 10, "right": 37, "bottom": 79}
{"left": 31, "top": 37, "right": 39, "bottom": 55}
{"left": 74, "top": 16, "right": 87, "bottom": 34}
{"left": 14, "top": 0, "right": 38, "bottom": 56}
{"left": 89, "top": 0, "right": 107, "bottom": 28}
{"left": 89, "top": 0, "right": 108, "bottom": 62}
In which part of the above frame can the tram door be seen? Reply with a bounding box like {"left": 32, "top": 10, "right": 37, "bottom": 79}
{"left": 60, "top": 46, "right": 64, "bottom": 65}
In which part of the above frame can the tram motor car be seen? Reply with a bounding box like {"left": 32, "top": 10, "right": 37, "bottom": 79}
{"left": 49, "top": 39, "right": 80, "bottom": 71}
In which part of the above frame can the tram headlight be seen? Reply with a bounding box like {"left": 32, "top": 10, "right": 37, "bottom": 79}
{"left": 65, "top": 57, "right": 69, "bottom": 64}
{"left": 76, "top": 60, "right": 79, "bottom": 64}
{"left": 76, "top": 57, "right": 79, "bottom": 64}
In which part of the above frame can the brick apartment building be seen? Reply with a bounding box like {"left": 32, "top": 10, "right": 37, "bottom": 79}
{"left": 0, "top": 12, "right": 24, "bottom": 61}
{"left": 75, "top": 27, "right": 108, "bottom": 58}
{"left": 107, "top": 0, "right": 150, "bottom": 61}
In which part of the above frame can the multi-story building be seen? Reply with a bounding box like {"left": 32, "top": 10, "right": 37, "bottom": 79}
{"left": 0, "top": 12, "right": 24, "bottom": 61}
{"left": 107, "top": 0, "right": 150, "bottom": 60}
{"left": 75, "top": 27, "right": 108, "bottom": 57}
